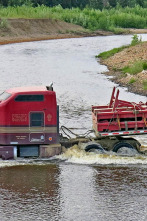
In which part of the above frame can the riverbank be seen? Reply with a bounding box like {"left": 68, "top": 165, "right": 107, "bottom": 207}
{"left": 1, "top": 18, "right": 147, "bottom": 45}
{"left": 99, "top": 41, "right": 147, "bottom": 96}
{"left": 0, "top": 18, "right": 115, "bottom": 45}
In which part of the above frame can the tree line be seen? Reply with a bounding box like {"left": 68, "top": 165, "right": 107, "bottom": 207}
{"left": 0, "top": 0, "right": 146, "bottom": 9}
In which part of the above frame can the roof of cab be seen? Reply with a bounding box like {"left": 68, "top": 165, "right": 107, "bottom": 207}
{"left": 6, "top": 86, "right": 52, "bottom": 94}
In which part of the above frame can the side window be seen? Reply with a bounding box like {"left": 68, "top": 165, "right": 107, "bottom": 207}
{"left": 30, "top": 112, "right": 44, "bottom": 127}
{"left": 15, "top": 95, "right": 44, "bottom": 102}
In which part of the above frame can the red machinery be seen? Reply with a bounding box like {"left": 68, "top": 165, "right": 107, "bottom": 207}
{"left": 92, "top": 87, "right": 147, "bottom": 137}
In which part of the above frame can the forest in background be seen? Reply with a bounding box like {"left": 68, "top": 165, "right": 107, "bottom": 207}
{"left": 0, "top": 5, "right": 147, "bottom": 32}
{"left": 0, "top": 0, "right": 147, "bottom": 9}
{"left": 0, "top": 0, "right": 147, "bottom": 33}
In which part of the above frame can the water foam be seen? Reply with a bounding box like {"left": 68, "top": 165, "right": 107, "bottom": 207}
{"left": 0, "top": 145, "right": 147, "bottom": 168}
{"left": 0, "top": 160, "right": 25, "bottom": 168}
{"left": 0, "top": 158, "right": 54, "bottom": 168}
{"left": 57, "top": 145, "right": 147, "bottom": 165}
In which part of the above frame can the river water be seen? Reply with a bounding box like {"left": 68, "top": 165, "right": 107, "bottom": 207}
{"left": 0, "top": 35, "right": 147, "bottom": 220}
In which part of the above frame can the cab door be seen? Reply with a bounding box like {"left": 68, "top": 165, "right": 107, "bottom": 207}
{"left": 29, "top": 112, "right": 45, "bottom": 143}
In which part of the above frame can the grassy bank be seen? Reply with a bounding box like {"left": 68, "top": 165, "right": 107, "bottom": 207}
{"left": 97, "top": 46, "right": 128, "bottom": 59}
{"left": 0, "top": 5, "right": 147, "bottom": 33}
{"left": 97, "top": 37, "right": 147, "bottom": 95}
{"left": 98, "top": 35, "right": 147, "bottom": 75}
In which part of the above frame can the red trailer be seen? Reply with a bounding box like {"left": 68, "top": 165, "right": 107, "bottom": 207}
{"left": 92, "top": 87, "right": 147, "bottom": 137}
{"left": 89, "top": 87, "right": 147, "bottom": 154}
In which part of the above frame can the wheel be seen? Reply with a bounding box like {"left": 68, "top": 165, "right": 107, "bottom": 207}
{"left": 113, "top": 142, "right": 138, "bottom": 156}
{"left": 85, "top": 142, "right": 105, "bottom": 153}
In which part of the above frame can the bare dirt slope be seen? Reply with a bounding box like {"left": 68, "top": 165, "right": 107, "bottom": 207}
{"left": 0, "top": 18, "right": 88, "bottom": 44}
{"left": 0, "top": 18, "right": 147, "bottom": 44}
{"left": 0, "top": 18, "right": 114, "bottom": 45}
{"left": 100, "top": 41, "right": 147, "bottom": 95}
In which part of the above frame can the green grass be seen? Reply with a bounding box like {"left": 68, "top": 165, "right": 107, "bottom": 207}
{"left": 0, "top": 5, "right": 147, "bottom": 31}
{"left": 97, "top": 46, "right": 128, "bottom": 59}
{"left": 128, "top": 78, "right": 136, "bottom": 84}
{"left": 0, "top": 18, "right": 9, "bottom": 29}
{"left": 131, "top": 34, "right": 142, "bottom": 46}
{"left": 97, "top": 34, "right": 143, "bottom": 60}
{"left": 109, "top": 27, "right": 127, "bottom": 35}
{"left": 143, "top": 81, "right": 147, "bottom": 90}
{"left": 122, "top": 61, "right": 147, "bottom": 75}
{"left": 143, "top": 62, "right": 147, "bottom": 70}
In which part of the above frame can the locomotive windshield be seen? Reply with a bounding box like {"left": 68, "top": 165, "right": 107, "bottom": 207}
{"left": 0, "top": 92, "right": 11, "bottom": 101}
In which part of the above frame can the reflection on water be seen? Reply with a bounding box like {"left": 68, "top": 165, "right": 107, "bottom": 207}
{"left": 0, "top": 35, "right": 147, "bottom": 220}
{"left": 93, "top": 166, "right": 147, "bottom": 221}
{"left": 0, "top": 165, "right": 61, "bottom": 221}
{"left": 0, "top": 164, "right": 147, "bottom": 221}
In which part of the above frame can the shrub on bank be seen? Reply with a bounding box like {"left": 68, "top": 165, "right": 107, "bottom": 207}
{"left": 131, "top": 34, "right": 142, "bottom": 46}
{"left": 122, "top": 61, "right": 147, "bottom": 75}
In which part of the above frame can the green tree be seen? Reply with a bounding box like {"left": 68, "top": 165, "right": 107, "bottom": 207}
{"left": 61, "top": 0, "right": 72, "bottom": 8}
{"left": 119, "top": 0, "right": 128, "bottom": 7}
{"left": 8, "top": 0, "right": 32, "bottom": 6}
{"left": 136, "top": 0, "right": 144, "bottom": 6}
{"left": 144, "top": 0, "right": 147, "bottom": 7}
{"left": 109, "top": 0, "right": 117, "bottom": 7}
{"left": 103, "top": 0, "right": 109, "bottom": 8}
{"left": 89, "top": 0, "right": 103, "bottom": 9}
{"left": 0, "top": 0, "right": 8, "bottom": 6}
{"left": 128, "top": 0, "right": 136, "bottom": 7}
{"left": 76, "top": 0, "right": 89, "bottom": 8}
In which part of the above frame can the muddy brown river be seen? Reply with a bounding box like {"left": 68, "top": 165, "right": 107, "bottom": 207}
{"left": 0, "top": 35, "right": 147, "bottom": 220}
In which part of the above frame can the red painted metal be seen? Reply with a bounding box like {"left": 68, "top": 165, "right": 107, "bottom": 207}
{"left": 92, "top": 87, "right": 147, "bottom": 137}
{"left": 0, "top": 86, "right": 58, "bottom": 145}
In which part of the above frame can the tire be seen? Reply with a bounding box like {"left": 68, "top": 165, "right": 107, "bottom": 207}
{"left": 113, "top": 142, "right": 138, "bottom": 156}
{"left": 85, "top": 143, "right": 104, "bottom": 153}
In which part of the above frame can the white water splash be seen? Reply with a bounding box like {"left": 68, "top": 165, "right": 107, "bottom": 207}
{"left": 0, "top": 158, "right": 55, "bottom": 168}
{"left": 57, "top": 145, "right": 147, "bottom": 165}
{"left": 0, "top": 160, "right": 25, "bottom": 168}
{"left": 0, "top": 145, "right": 147, "bottom": 168}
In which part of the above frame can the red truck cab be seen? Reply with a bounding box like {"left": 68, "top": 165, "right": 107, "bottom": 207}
{"left": 0, "top": 85, "right": 60, "bottom": 160}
